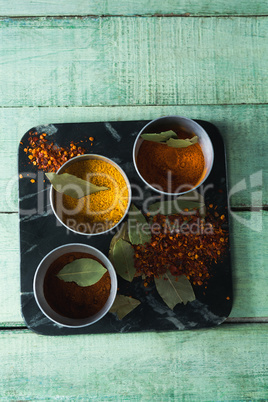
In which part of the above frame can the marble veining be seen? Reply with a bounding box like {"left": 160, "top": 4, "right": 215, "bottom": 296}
{"left": 19, "top": 120, "right": 232, "bottom": 335}
{"left": 104, "top": 122, "right": 121, "bottom": 142}
{"left": 28, "top": 311, "right": 52, "bottom": 328}
{"left": 192, "top": 300, "right": 226, "bottom": 324}
{"left": 164, "top": 317, "right": 187, "bottom": 330}
{"left": 19, "top": 187, "right": 48, "bottom": 202}
{"left": 20, "top": 210, "right": 51, "bottom": 223}
{"left": 34, "top": 124, "right": 58, "bottom": 136}
{"left": 24, "top": 244, "right": 38, "bottom": 254}
{"left": 111, "top": 157, "right": 123, "bottom": 164}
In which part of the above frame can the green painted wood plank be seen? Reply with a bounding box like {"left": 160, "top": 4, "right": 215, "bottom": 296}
{"left": 0, "top": 324, "right": 267, "bottom": 400}
{"left": 0, "top": 214, "right": 21, "bottom": 325}
{"left": 0, "top": 211, "right": 267, "bottom": 326}
{"left": 0, "top": 0, "right": 267, "bottom": 16}
{"left": 0, "top": 105, "right": 267, "bottom": 212}
{"left": 0, "top": 17, "right": 267, "bottom": 107}
{"left": 229, "top": 211, "right": 268, "bottom": 318}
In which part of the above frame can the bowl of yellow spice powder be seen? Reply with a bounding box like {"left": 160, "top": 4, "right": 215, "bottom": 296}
{"left": 133, "top": 115, "right": 214, "bottom": 195}
{"left": 50, "top": 154, "right": 131, "bottom": 235}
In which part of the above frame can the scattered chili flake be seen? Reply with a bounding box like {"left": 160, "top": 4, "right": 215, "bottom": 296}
{"left": 226, "top": 296, "right": 230, "bottom": 300}
{"left": 89, "top": 137, "right": 94, "bottom": 141}
{"left": 19, "top": 174, "right": 23, "bottom": 179}
{"left": 23, "top": 132, "right": 86, "bottom": 172}
{"left": 30, "top": 179, "right": 35, "bottom": 183}
{"left": 132, "top": 207, "right": 228, "bottom": 287}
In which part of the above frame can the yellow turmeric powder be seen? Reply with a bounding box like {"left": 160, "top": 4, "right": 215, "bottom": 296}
{"left": 54, "top": 159, "right": 129, "bottom": 234}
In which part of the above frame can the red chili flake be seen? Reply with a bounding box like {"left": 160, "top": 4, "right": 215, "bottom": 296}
{"left": 23, "top": 132, "right": 86, "bottom": 172}
{"left": 132, "top": 207, "right": 228, "bottom": 287}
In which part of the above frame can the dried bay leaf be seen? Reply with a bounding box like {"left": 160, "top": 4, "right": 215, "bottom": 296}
{"left": 141, "top": 130, "right": 177, "bottom": 143}
{"left": 108, "top": 222, "right": 130, "bottom": 264}
{"left": 141, "top": 130, "right": 198, "bottom": 149}
{"left": 128, "top": 204, "right": 151, "bottom": 245}
{"left": 166, "top": 136, "right": 198, "bottom": 148}
{"left": 189, "top": 135, "right": 198, "bottom": 144}
{"left": 111, "top": 222, "right": 130, "bottom": 247}
{"left": 46, "top": 172, "right": 109, "bottom": 199}
{"left": 57, "top": 258, "right": 107, "bottom": 287}
{"left": 109, "top": 294, "right": 141, "bottom": 319}
{"left": 154, "top": 272, "right": 196, "bottom": 309}
{"left": 148, "top": 193, "right": 205, "bottom": 216}
{"left": 179, "top": 190, "right": 206, "bottom": 218}
{"left": 112, "top": 238, "right": 136, "bottom": 282}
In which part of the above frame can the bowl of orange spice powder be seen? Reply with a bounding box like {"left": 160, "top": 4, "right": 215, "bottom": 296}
{"left": 50, "top": 154, "right": 131, "bottom": 235}
{"left": 133, "top": 116, "right": 214, "bottom": 195}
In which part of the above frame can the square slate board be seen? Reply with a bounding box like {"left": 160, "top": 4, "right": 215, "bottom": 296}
{"left": 18, "top": 120, "right": 233, "bottom": 335}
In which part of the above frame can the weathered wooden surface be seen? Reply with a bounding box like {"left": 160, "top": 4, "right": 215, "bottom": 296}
{"left": 0, "top": 211, "right": 267, "bottom": 326}
{"left": 0, "top": 2, "right": 267, "bottom": 399}
{"left": 0, "top": 325, "right": 267, "bottom": 400}
{"left": 0, "top": 0, "right": 267, "bottom": 16}
{"left": 0, "top": 17, "right": 267, "bottom": 107}
{"left": 0, "top": 105, "right": 267, "bottom": 212}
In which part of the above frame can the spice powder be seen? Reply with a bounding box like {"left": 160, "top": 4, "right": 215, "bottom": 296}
{"left": 54, "top": 159, "right": 129, "bottom": 233}
{"left": 136, "top": 130, "right": 205, "bottom": 193}
{"left": 44, "top": 252, "right": 111, "bottom": 319}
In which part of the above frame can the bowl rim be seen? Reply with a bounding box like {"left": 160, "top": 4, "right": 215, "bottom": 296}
{"left": 50, "top": 153, "right": 132, "bottom": 236}
{"left": 33, "top": 243, "right": 118, "bottom": 328}
{"left": 132, "top": 115, "right": 214, "bottom": 196}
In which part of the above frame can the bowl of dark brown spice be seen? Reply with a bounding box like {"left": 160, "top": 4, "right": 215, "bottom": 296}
{"left": 133, "top": 116, "right": 214, "bottom": 195}
{"left": 33, "top": 243, "right": 117, "bottom": 327}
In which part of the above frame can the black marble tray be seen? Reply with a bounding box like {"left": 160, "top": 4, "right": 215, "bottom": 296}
{"left": 18, "top": 120, "right": 233, "bottom": 335}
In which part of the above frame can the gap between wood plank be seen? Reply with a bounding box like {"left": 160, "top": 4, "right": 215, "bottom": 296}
{"left": 225, "top": 317, "right": 268, "bottom": 323}
{"left": 232, "top": 207, "right": 268, "bottom": 211}
{"left": 1, "top": 14, "right": 268, "bottom": 19}
{"left": 0, "top": 104, "right": 267, "bottom": 109}
{"left": 0, "top": 320, "right": 267, "bottom": 332}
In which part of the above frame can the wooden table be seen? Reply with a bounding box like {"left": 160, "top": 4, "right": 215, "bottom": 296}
{"left": 0, "top": 1, "right": 267, "bottom": 400}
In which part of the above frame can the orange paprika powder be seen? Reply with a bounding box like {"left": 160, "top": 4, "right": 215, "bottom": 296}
{"left": 136, "top": 134, "right": 205, "bottom": 193}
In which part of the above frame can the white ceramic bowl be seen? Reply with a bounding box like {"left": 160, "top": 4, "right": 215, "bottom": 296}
{"left": 133, "top": 115, "right": 214, "bottom": 195}
{"left": 50, "top": 154, "right": 131, "bottom": 235}
{"left": 33, "top": 243, "right": 117, "bottom": 328}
